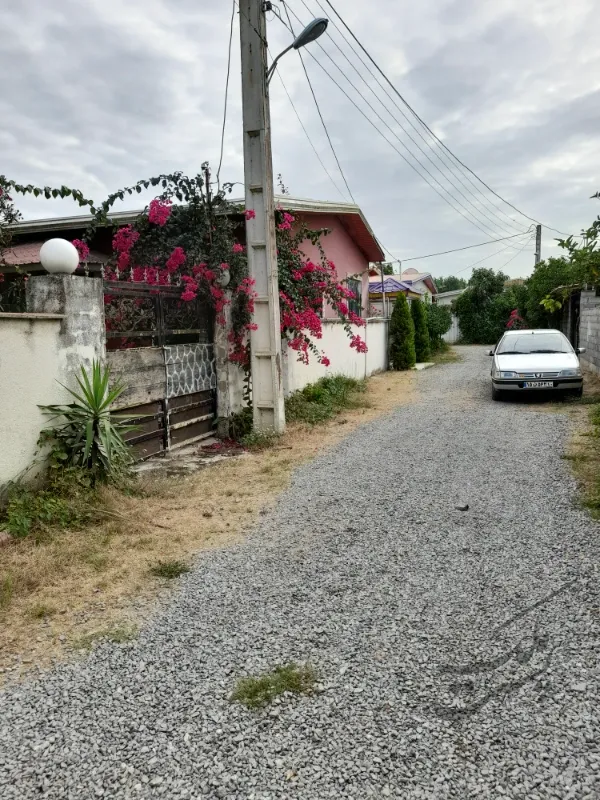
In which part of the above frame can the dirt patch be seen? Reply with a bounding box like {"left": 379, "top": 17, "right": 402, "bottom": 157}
{"left": 0, "top": 369, "right": 416, "bottom": 683}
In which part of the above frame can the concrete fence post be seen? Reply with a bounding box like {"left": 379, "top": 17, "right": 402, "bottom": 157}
{"left": 26, "top": 275, "right": 106, "bottom": 383}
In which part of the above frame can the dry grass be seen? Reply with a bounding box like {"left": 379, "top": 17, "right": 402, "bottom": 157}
{"left": 560, "top": 369, "right": 600, "bottom": 514}
{"left": 0, "top": 368, "right": 416, "bottom": 682}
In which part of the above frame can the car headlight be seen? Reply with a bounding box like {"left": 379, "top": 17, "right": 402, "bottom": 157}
{"left": 560, "top": 368, "right": 582, "bottom": 377}
{"left": 494, "top": 370, "right": 517, "bottom": 379}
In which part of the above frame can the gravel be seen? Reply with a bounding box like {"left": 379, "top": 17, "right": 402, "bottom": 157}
{"left": 1, "top": 346, "right": 599, "bottom": 799}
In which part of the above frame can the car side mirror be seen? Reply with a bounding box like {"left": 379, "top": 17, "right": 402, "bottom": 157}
{"left": 577, "top": 347, "right": 586, "bottom": 354}
{"left": 487, "top": 349, "right": 494, "bottom": 356}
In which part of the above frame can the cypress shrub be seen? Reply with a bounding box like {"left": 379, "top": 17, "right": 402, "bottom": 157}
{"left": 389, "top": 293, "right": 416, "bottom": 370}
{"left": 411, "top": 297, "right": 431, "bottom": 362}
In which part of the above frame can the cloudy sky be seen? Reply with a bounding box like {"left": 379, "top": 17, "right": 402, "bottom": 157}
{"left": 2, "top": 0, "right": 599, "bottom": 279}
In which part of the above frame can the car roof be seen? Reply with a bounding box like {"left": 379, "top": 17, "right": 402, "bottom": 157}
{"left": 502, "top": 329, "right": 562, "bottom": 336}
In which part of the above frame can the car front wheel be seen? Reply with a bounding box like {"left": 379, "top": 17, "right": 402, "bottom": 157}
{"left": 492, "top": 384, "right": 503, "bottom": 402}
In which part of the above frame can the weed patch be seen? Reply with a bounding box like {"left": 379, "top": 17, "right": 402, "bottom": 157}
{"left": 231, "top": 663, "right": 316, "bottom": 708}
{"left": 73, "top": 624, "right": 137, "bottom": 650}
{"left": 149, "top": 560, "right": 190, "bottom": 579}
{"left": 241, "top": 430, "right": 280, "bottom": 451}
{"left": 285, "top": 375, "right": 368, "bottom": 425}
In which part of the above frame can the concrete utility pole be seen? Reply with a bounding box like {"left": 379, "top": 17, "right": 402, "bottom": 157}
{"left": 239, "top": 0, "right": 285, "bottom": 433}
{"left": 534, "top": 223, "right": 542, "bottom": 265}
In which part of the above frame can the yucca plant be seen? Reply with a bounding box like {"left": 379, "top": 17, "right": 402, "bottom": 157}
{"left": 39, "top": 360, "right": 135, "bottom": 484}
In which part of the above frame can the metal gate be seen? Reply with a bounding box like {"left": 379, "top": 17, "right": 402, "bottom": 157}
{"left": 104, "top": 281, "right": 216, "bottom": 460}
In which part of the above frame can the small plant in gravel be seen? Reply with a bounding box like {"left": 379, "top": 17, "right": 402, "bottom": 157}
{"left": 73, "top": 624, "right": 137, "bottom": 650}
{"left": 230, "top": 663, "right": 316, "bottom": 709}
{"left": 149, "top": 560, "right": 190, "bottom": 579}
{"left": 411, "top": 298, "right": 431, "bottom": 362}
{"left": 389, "top": 294, "right": 416, "bottom": 370}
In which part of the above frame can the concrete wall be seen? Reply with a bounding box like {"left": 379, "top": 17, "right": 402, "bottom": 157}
{"left": 284, "top": 318, "right": 388, "bottom": 395}
{"left": 578, "top": 290, "right": 600, "bottom": 373}
{"left": 0, "top": 314, "right": 70, "bottom": 485}
{"left": 0, "top": 276, "right": 107, "bottom": 487}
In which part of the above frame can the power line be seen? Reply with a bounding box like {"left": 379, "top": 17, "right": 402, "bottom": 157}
{"left": 217, "top": 0, "right": 236, "bottom": 187}
{"left": 394, "top": 229, "right": 535, "bottom": 264}
{"left": 281, "top": 2, "right": 356, "bottom": 203}
{"left": 497, "top": 236, "right": 535, "bottom": 271}
{"left": 316, "top": 0, "right": 578, "bottom": 239}
{"left": 292, "top": 0, "right": 528, "bottom": 238}
{"left": 455, "top": 233, "right": 534, "bottom": 275}
{"left": 279, "top": 5, "right": 516, "bottom": 240}
{"left": 273, "top": 69, "right": 348, "bottom": 201}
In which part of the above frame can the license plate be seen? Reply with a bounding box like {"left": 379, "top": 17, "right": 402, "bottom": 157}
{"left": 523, "top": 381, "right": 554, "bottom": 388}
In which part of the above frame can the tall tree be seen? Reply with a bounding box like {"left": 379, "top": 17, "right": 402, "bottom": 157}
{"left": 411, "top": 297, "right": 431, "bottom": 361}
{"left": 435, "top": 275, "right": 467, "bottom": 294}
{"left": 389, "top": 293, "right": 416, "bottom": 370}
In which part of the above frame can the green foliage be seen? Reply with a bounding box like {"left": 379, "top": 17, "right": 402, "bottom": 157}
{"left": 381, "top": 263, "right": 395, "bottom": 275}
{"left": 435, "top": 276, "right": 467, "bottom": 294}
{"left": 231, "top": 663, "right": 316, "bottom": 709}
{"left": 426, "top": 303, "right": 452, "bottom": 350}
{"left": 524, "top": 257, "right": 577, "bottom": 327}
{"left": 411, "top": 298, "right": 431, "bottom": 362}
{"left": 2, "top": 468, "right": 96, "bottom": 539}
{"left": 240, "top": 429, "right": 280, "bottom": 451}
{"left": 285, "top": 375, "right": 367, "bottom": 425}
{"left": 149, "top": 560, "right": 190, "bottom": 579}
{"left": 453, "top": 268, "right": 515, "bottom": 344}
{"left": 39, "top": 361, "right": 134, "bottom": 484}
{"left": 389, "top": 294, "right": 416, "bottom": 370}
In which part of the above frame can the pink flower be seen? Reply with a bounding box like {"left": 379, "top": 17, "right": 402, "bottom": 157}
{"left": 348, "top": 312, "right": 366, "bottom": 327}
{"left": 181, "top": 289, "right": 197, "bottom": 302}
{"left": 349, "top": 334, "right": 368, "bottom": 353}
{"left": 244, "top": 209, "right": 256, "bottom": 220}
{"left": 148, "top": 198, "right": 172, "bottom": 226}
{"left": 72, "top": 239, "right": 90, "bottom": 262}
{"left": 278, "top": 221, "right": 292, "bottom": 231}
{"left": 320, "top": 355, "right": 331, "bottom": 367}
{"left": 232, "top": 243, "right": 245, "bottom": 254}
{"left": 166, "top": 246, "right": 186, "bottom": 273}
{"left": 113, "top": 226, "right": 139, "bottom": 254}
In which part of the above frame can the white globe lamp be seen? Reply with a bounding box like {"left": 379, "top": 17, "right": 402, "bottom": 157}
{"left": 39, "top": 238, "right": 80, "bottom": 275}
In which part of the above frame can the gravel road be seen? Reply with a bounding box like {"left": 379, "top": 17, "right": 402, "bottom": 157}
{"left": 1, "top": 346, "right": 599, "bottom": 799}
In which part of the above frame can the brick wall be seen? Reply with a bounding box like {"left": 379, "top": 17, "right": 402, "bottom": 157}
{"left": 579, "top": 290, "right": 600, "bottom": 373}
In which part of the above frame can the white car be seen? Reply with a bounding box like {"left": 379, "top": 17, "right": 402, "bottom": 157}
{"left": 489, "top": 329, "right": 585, "bottom": 401}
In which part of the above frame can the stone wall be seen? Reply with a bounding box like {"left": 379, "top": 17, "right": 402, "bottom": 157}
{"left": 578, "top": 290, "right": 600, "bottom": 373}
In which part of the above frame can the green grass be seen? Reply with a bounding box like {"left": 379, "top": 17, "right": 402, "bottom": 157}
{"left": 28, "top": 603, "right": 55, "bottom": 619}
{"left": 149, "top": 559, "right": 191, "bottom": 579}
{"left": 230, "top": 663, "right": 316, "bottom": 709}
{"left": 0, "top": 574, "right": 14, "bottom": 611}
{"left": 285, "top": 375, "right": 368, "bottom": 425}
{"left": 240, "top": 430, "right": 280, "bottom": 451}
{"left": 430, "top": 342, "right": 461, "bottom": 365}
{"left": 73, "top": 624, "right": 137, "bottom": 650}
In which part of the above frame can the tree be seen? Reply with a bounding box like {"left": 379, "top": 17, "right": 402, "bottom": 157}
{"left": 389, "top": 293, "right": 415, "bottom": 370}
{"left": 411, "top": 297, "right": 430, "bottom": 361}
{"left": 453, "top": 268, "right": 511, "bottom": 344}
{"left": 426, "top": 303, "right": 452, "bottom": 349}
{"left": 381, "top": 263, "right": 395, "bottom": 275}
{"left": 435, "top": 275, "right": 467, "bottom": 294}
{"left": 524, "top": 257, "right": 575, "bottom": 328}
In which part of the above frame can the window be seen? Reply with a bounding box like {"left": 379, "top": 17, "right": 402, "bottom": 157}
{"left": 346, "top": 278, "right": 362, "bottom": 316}
{"left": 496, "top": 332, "right": 573, "bottom": 355}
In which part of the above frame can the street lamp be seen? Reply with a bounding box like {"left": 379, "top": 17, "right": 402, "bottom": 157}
{"left": 266, "top": 18, "right": 328, "bottom": 83}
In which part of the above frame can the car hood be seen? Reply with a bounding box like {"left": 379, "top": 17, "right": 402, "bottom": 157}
{"left": 496, "top": 352, "right": 579, "bottom": 371}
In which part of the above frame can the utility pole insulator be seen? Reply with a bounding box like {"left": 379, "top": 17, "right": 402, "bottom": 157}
{"left": 239, "top": 0, "right": 286, "bottom": 433}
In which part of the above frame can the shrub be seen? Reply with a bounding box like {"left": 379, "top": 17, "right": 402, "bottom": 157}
{"left": 285, "top": 375, "right": 367, "bottom": 424}
{"left": 426, "top": 303, "right": 452, "bottom": 350}
{"left": 411, "top": 298, "right": 431, "bottom": 362}
{"left": 389, "top": 294, "right": 416, "bottom": 370}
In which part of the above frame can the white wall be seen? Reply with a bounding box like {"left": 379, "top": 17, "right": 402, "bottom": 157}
{"left": 284, "top": 318, "right": 388, "bottom": 395}
{"left": 0, "top": 314, "right": 70, "bottom": 486}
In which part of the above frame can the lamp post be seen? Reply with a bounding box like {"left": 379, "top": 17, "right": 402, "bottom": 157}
{"left": 239, "top": 1, "right": 328, "bottom": 433}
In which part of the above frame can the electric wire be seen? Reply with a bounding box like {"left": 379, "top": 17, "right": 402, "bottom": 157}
{"left": 291, "top": 0, "right": 529, "bottom": 237}
{"left": 217, "top": 0, "right": 237, "bottom": 188}
{"left": 455, "top": 233, "right": 535, "bottom": 275}
{"left": 278, "top": 5, "right": 521, "bottom": 240}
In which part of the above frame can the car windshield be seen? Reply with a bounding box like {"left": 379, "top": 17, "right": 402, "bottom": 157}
{"left": 496, "top": 333, "right": 573, "bottom": 355}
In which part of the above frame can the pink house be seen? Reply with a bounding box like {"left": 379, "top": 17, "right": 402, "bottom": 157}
{"left": 234, "top": 195, "right": 385, "bottom": 319}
